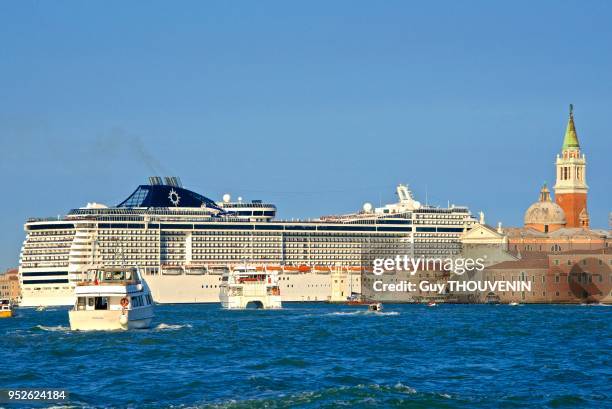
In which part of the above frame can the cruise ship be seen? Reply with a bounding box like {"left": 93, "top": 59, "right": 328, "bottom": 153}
{"left": 18, "top": 177, "right": 477, "bottom": 306}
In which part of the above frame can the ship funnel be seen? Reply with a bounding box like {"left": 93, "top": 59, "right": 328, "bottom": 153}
{"left": 149, "top": 176, "right": 163, "bottom": 185}
{"left": 163, "top": 176, "right": 183, "bottom": 188}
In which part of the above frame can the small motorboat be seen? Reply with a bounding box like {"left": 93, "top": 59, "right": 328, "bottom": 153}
{"left": 368, "top": 303, "right": 383, "bottom": 312}
{"left": 35, "top": 306, "right": 46, "bottom": 312}
{"left": 427, "top": 301, "right": 438, "bottom": 307}
{"left": 509, "top": 302, "right": 520, "bottom": 306}
{"left": 0, "top": 299, "right": 13, "bottom": 318}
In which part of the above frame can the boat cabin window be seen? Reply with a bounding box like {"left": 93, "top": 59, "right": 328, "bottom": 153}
{"left": 95, "top": 269, "right": 134, "bottom": 282}
{"left": 77, "top": 297, "right": 86, "bottom": 311}
{"left": 94, "top": 297, "right": 109, "bottom": 310}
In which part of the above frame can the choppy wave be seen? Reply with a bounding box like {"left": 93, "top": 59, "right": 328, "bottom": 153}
{"left": 326, "top": 310, "right": 399, "bottom": 316}
{"left": 2, "top": 303, "right": 609, "bottom": 409}
{"left": 185, "top": 383, "right": 463, "bottom": 409}
{"left": 154, "top": 323, "right": 193, "bottom": 331}
{"left": 35, "top": 325, "right": 71, "bottom": 332}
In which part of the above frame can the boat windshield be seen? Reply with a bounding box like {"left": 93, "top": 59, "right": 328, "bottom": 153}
{"left": 87, "top": 269, "right": 137, "bottom": 283}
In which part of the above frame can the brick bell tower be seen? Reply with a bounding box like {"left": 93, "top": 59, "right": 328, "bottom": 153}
{"left": 553, "top": 104, "right": 589, "bottom": 228}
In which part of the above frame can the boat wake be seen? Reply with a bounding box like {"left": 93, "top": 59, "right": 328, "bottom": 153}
{"left": 327, "top": 311, "right": 399, "bottom": 316}
{"left": 189, "top": 382, "right": 459, "bottom": 408}
{"left": 35, "top": 325, "right": 70, "bottom": 332}
{"left": 154, "top": 323, "right": 193, "bottom": 331}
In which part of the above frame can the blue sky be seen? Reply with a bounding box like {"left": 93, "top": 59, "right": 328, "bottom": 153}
{"left": 0, "top": 1, "right": 611, "bottom": 268}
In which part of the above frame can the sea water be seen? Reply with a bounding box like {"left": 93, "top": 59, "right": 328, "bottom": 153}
{"left": 1, "top": 303, "right": 610, "bottom": 408}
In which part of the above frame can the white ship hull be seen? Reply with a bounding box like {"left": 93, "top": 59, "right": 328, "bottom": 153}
{"left": 145, "top": 271, "right": 358, "bottom": 304}
{"left": 69, "top": 307, "right": 154, "bottom": 331}
{"left": 20, "top": 292, "right": 75, "bottom": 307}
{"left": 220, "top": 295, "right": 282, "bottom": 309}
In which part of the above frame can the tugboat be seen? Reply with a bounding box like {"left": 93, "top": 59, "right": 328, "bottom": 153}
{"left": 219, "top": 265, "right": 282, "bottom": 309}
{"left": 69, "top": 266, "right": 154, "bottom": 331}
{"left": 0, "top": 299, "right": 13, "bottom": 318}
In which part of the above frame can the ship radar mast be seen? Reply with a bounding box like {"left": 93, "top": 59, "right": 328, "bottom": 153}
{"left": 396, "top": 184, "right": 421, "bottom": 210}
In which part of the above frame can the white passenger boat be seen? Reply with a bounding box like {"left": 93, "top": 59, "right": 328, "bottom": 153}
{"left": 219, "top": 265, "right": 282, "bottom": 309}
{"left": 69, "top": 267, "right": 154, "bottom": 331}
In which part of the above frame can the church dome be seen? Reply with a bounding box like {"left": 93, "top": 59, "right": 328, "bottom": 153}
{"left": 524, "top": 184, "right": 566, "bottom": 227}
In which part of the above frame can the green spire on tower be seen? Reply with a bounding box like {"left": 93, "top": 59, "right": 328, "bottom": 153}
{"left": 562, "top": 104, "right": 580, "bottom": 150}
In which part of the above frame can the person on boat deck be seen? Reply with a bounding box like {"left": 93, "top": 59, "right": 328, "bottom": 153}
{"left": 105, "top": 271, "right": 113, "bottom": 280}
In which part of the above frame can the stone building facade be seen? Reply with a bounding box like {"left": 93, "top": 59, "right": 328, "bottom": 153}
{"left": 0, "top": 268, "right": 21, "bottom": 303}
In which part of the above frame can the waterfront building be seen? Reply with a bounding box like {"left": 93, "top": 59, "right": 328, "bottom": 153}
{"left": 483, "top": 248, "right": 611, "bottom": 304}
{"left": 553, "top": 104, "right": 589, "bottom": 228}
{"left": 0, "top": 268, "right": 21, "bottom": 304}
{"left": 460, "top": 222, "right": 515, "bottom": 267}
{"left": 459, "top": 106, "right": 611, "bottom": 304}
{"left": 508, "top": 106, "right": 610, "bottom": 252}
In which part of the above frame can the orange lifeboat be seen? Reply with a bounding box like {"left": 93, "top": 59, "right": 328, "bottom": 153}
{"left": 314, "top": 265, "right": 331, "bottom": 274}
{"left": 298, "top": 265, "right": 311, "bottom": 273}
{"left": 283, "top": 266, "right": 300, "bottom": 273}
{"left": 266, "top": 265, "right": 283, "bottom": 272}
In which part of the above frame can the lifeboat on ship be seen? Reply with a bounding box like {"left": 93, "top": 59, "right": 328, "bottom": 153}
{"left": 314, "top": 265, "right": 331, "bottom": 274}
{"left": 283, "top": 266, "right": 300, "bottom": 274}
{"left": 161, "top": 265, "right": 183, "bottom": 275}
{"left": 208, "top": 265, "right": 230, "bottom": 275}
{"left": 298, "top": 265, "right": 311, "bottom": 273}
{"left": 184, "top": 264, "right": 207, "bottom": 275}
